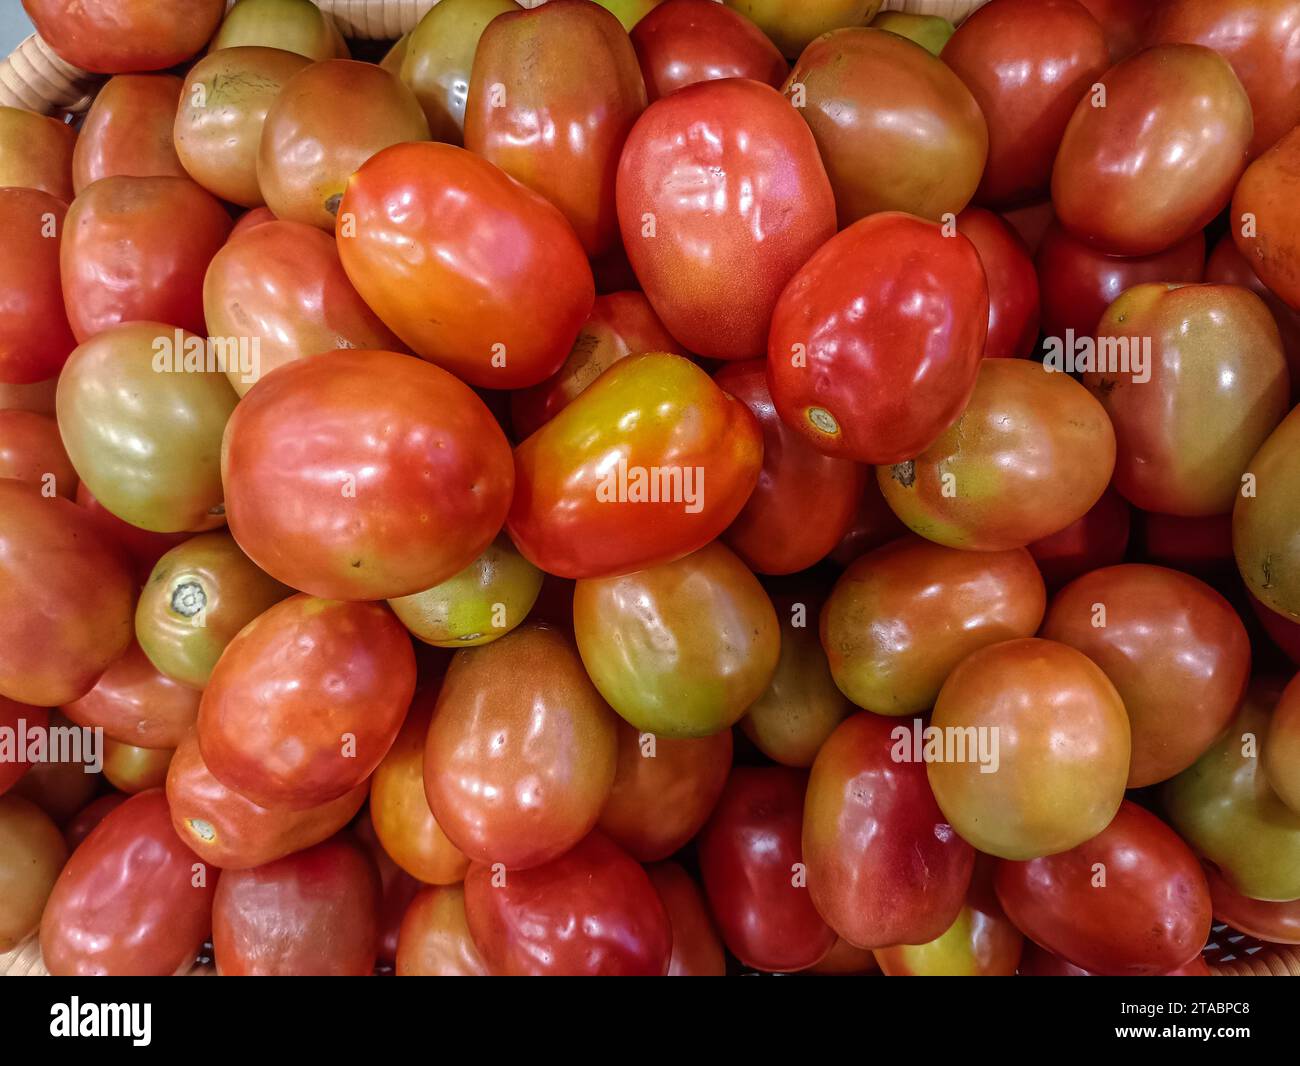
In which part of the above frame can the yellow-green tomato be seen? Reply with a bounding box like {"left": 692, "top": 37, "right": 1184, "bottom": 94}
{"left": 869, "top": 11, "right": 954, "bottom": 55}
{"left": 210, "top": 0, "right": 348, "bottom": 59}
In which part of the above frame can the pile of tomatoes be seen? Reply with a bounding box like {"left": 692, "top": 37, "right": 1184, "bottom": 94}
{"left": 2, "top": 0, "right": 1300, "bottom": 979}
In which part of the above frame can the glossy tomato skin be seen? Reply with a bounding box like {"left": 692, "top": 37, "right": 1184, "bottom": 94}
{"left": 1233, "top": 126, "right": 1300, "bottom": 312}
{"left": 646, "top": 861, "right": 727, "bottom": 977}
{"left": 222, "top": 349, "right": 513, "bottom": 601}
{"left": 996, "top": 802, "right": 1212, "bottom": 976}
{"left": 0, "top": 409, "right": 76, "bottom": 497}
{"left": 1028, "top": 487, "right": 1131, "bottom": 591}
{"left": 803, "top": 714, "right": 975, "bottom": 951}
{"left": 39, "top": 790, "right": 215, "bottom": 976}
{"left": 337, "top": 141, "right": 594, "bottom": 389}
{"left": 1086, "top": 283, "right": 1289, "bottom": 517}
{"left": 72, "top": 74, "right": 186, "bottom": 194}
{"left": 700, "top": 767, "right": 837, "bottom": 971}
{"left": 101, "top": 740, "right": 173, "bottom": 794}
{"left": 0, "top": 482, "right": 134, "bottom": 706}
{"left": 1207, "top": 234, "right": 1300, "bottom": 400}
{"left": 199, "top": 595, "right": 416, "bottom": 810}
{"left": 510, "top": 353, "right": 762, "bottom": 579}
{"left": 0, "top": 106, "right": 75, "bottom": 201}
{"left": 0, "top": 188, "right": 76, "bottom": 385}
{"left": 1266, "top": 675, "right": 1300, "bottom": 815}
{"left": 396, "top": 884, "right": 491, "bottom": 976}
{"left": 213, "top": 836, "right": 380, "bottom": 976}
{"left": 716, "top": 360, "right": 861, "bottom": 574}
{"left": 957, "top": 208, "right": 1040, "bottom": 359}
{"left": 1052, "top": 44, "right": 1252, "bottom": 256}
{"left": 879, "top": 359, "right": 1116, "bottom": 551}
{"left": 724, "top": 1, "right": 880, "bottom": 58}
{"left": 208, "top": 0, "right": 350, "bottom": 59}
{"left": 0, "top": 377, "right": 57, "bottom": 417}
{"left": 929, "top": 638, "right": 1131, "bottom": 860}
{"left": 1077, "top": 0, "right": 1149, "bottom": 60}
{"left": 1235, "top": 409, "right": 1300, "bottom": 621}
{"left": 464, "top": 830, "right": 673, "bottom": 976}
{"left": 942, "top": 0, "right": 1108, "bottom": 208}
{"left": 1204, "top": 862, "right": 1300, "bottom": 945}
{"left": 768, "top": 212, "right": 987, "bottom": 465}
{"left": 64, "top": 793, "right": 126, "bottom": 850}
{"left": 0, "top": 699, "right": 49, "bottom": 797}
{"left": 616, "top": 78, "right": 835, "bottom": 361}
{"left": 23, "top": 0, "right": 225, "bottom": 73}
{"left": 0, "top": 794, "right": 66, "bottom": 951}
{"left": 62, "top": 640, "right": 200, "bottom": 751}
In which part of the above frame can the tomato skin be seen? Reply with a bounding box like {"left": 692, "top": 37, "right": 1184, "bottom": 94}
{"left": 510, "top": 353, "right": 762, "bottom": 579}
{"left": 64, "top": 793, "right": 125, "bottom": 850}
{"left": 1052, "top": 44, "right": 1252, "bottom": 256}
{"left": 23, "top": 0, "right": 225, "bottom": 74}
{"left": 0, "top": 107, "right": 75, "bottom": 201}
{"left": 1207, "top": 234, "right": 1300, "bottom": 401}
{"left": 338, "top": 141, "right": 594, "bottom": 389}
{"left": 646, "top": 861, "right": 727, "bottom": 977}
{"left": 101, "top": 740, "right": 173, "bottom": 794}
{"left": 0, "top": 482, "right": 135, "bottom": 707}
{"left": 0, "top": 794, "right": 67, "bottom": 951}
{"left": 956, "top": 208, "right": 1040, "bottom": 359}
{"left": 464, "top": 830, "right": 673, "bottom": 976}
{"left": 1233, "top": 126, "right": 1300, "bottom": 313}
{"left": 0, "top": 700, "right": 49, "bottom": 797}
{"left": 1077, "top": 0, "right": 1149, "bottom": 60}
{"left": 75, "top": 483, "right": 189, "bottom": 586}
{"left": 72, "top": 75, "right": 185, "bottom": 195}
{"left": 806, "top": 936, "right": 880, "bottom": 975}
{"left": 0, "top": 409, "right": 76, "bottom": 498}
{"left": 996, "top": 801, "right": 1212, "bottom": 976}
{"left": 0, "top": 377, "right": 57, "bottom": 417}
{"left": 1019, "top": 942, "right": 1209, "bottom": 976}
{"left": 829, "top": 477, "right": 907, "bottom": 566}
{"left": 1204, "top": 862, "right": 1300, "bottom": 945}
{"left": 1233, "top": 408, "right": 1300, "bottom": 622}
{"left": 209, "top": 0, "right": 350, "bottom": 60}
{"left": 396, "top": 884, "right": 492, "bottom": 976}
{"left": 199, "top": 595, "right": 416, "bottom": 810}
{"left": 11, "top": 712, "right": 101, "bottom": 824}
{"left": 1028, "top": 488, "right": 1131, "bottom": 591}
{"left": 722, "top": 0, "right": 882, "bottom": 59}
{"left": 1266, "top": 675, "right": 1300, "bottom": 816}
{"left": 39, "top": 790, "right": 215, "bottom": 976}
{"left": 0, "top": 188, "right": 76, "bottom": 386}
{"left": 213, "top": 836, "right": 381, "bottom": 976}
{"left": 616, "top": 78, "right": 835, "bottom": 361}
{"left": 803, "top": 714, "right": 975, "bottom": 951}
{"left": 62, "top": 641, "right": 200, "bottom": 751}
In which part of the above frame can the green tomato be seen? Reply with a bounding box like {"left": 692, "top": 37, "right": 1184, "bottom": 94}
{"left": 869, "top": 11, "right": 954, "bottom": 55}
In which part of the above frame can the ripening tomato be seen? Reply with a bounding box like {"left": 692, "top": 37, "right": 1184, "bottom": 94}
{"left": 996, "top": 802, "right": 1212, "bottom": 976}
{"left": 574, "top": 541, "right": 780, "bottom": 738}
{"left": 878, "top": 359, "right": 1116, "bottom": 551}
{"left": 396, "top": 884, "right": 491, "bottom": 976}
{"left": 0, "top": 482, "right": 134, "bottom": 706}
{"left": 1267, "top": 675, "right": 1300, "bottom": 815}
{"left": 23, "top": 0, "right": 225, "bottom": 73}
{"left": 199, "top": 595, "right": 416, "bottom": 810}
{"left": 957, "top": 208, "right": 1041, "bottom": 359}
{"left": 62, "top": 641, "right": 200, "bottom": 751}
{"left": 0, "top": 699, "right": 49, "bottom": 797}
{"left": 768, "top": 212, "right": 988, "bottom": 465}
{"left": 1252, "top": 591, "right": 1300, "bottom": 667}
{"left": 166, "top": 729, "right": 366, "bottom": 870}
{"left": 0, "top": 188, "right": 76, "bottom": 385}
{"left": 646, "top": 862, "right": 727, "bottom": 977}
{"left": 40, "top": 790, "right": 215, "bottom": 976}
{"left": 1207, "top": 235, "right": 1300, "bottom": 399}
{"left": 1052, "top": 44, "right": 1252, "bottom": 255}
{"left": 71, "top": 75, "right": 186, "bottom": 194}
{"left": 0, "top": 107, "right": 75, "bottom": 201}
{"left": 1233, "top": 126, "right": 1300, "bottom": 313}
{"left": 464, "top": 831, "right": 673, "bottom": 976}
{"left": 213, "top": 836, "right": 381, "bottom": 976}
{"left": 803, "top": 714, "right": 975, "bottom": 951}
{"left": 222, "top": 349, "right": 513, "bottom": 600}
{"left": 209, "top": 0, "right": 349, "bottom": 59}
{"left": 510, "top": 353, "right": 762, "bottom": 579}
{"left": 101, "top": 740, "right": 173, "bottom": 794}
{"left": 722, "top": 0, "right": 882, "bottom": 58}
{"left": 822, "top": 536, "right": 1046, "bottom": 717}
{"left": 1028, "top": 488, "right": 1131, "bottom": 591}
{"left": 929, "top": 638, "right": 1131, "bottom": 860}
{"left": 1234, "top": 408, "right": 1300, "bottom": 622}
{"left": 0, "top": 794, "right": 66, "bottom": 951}
{"left": 1204, "top": 862, "right": 1300, "bottom": 945}
{"left": 785, "top": 29, "right": 986, "bottom": 226}
{"left": 616, "top": 78, "right": 835, "bottom": 361}
{"left": 0, "top": 409, "right": 76, "bottom": 497}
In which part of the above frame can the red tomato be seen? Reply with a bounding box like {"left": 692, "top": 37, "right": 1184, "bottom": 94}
{"left": 23, "top": 0, "right": 225, "bottom": 73}
{"left": 616, "top": 77, "right": 835, "bottom": 361}
{"left": 0, "top": 376, "right": 57, "bottom": 416}
{"left": 1001, "top": 199, "right": 1056, "bottom": 255}
{"left": 0, "top": 106, "right": 75, "bottom": 201}
{"left": 0, "top": 699, "right": 49, "bottom": 797}
{"left": 0, "top": 409, "right": 76, "bottom": 497}
{"left": 75, "top": 483, "right": 188, "bottom": 586}
{"left": 1019, "top": 942, "right": 1209, "bottom": 977}
{"left": 1207, "top": 234, "right": 1300, "bottom": 400}
{"left": 1204, "top": 862, "right": 1300, "bottom": 945}
{"left": 71, "top": 74, "right": 186, "bottom": 193}
{"left": 62, "top": 640, "right": 200, "bottom": 751}
{"left": 10, "top": 712, "right": 101, "bottom": 825}
{"left": 956, "top": 208, "right": 1040, "bottom": 359}
{"left": 829, "top": 477, "right": 907, "bottom": 567}
{"left": 1076, "top": 0, "right": 1150, "bottom": 60}
{"left": 1252, "top": 592, "right": 1300, "bottom": 667}
{"left": 1027, "top": 487, "right": 1131, "bottom": 591}
{"left": 1138, "top": 511, "right": 1234, "bottom": 577}
{"left": 396, "top": 884, "right": 491, "bottom": 977}
{"left": 0, "top": 188, "right": 76, "bottom": 385}
{"left": 1233, "top": 126, "right": 1300, "bottom": 312}
{"left": 646, "top": 861, "right": 727, "bottom": 977}
{"left": 63, "top": 793, "right": 127, "bottom": 850}
{"left": 228, "top": 206, "right": 277, "bottom": 239}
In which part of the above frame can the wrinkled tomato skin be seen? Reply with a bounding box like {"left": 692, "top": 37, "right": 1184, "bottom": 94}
{"left": 0, "top": 482, "right": 134, "bottom": 707}
{"left": 768, "top": 212, "right": 988, "bottom": 465}
{"left": 942, "top": 0, "right": 1109, "bottom": 208}
{"left": 723, "top": 0, "right": 881, "bottom": 58}
{"left": 1234, "top": 408, "right": 1300, "bottom": 622}
{"left": 996, "top": 801, "right": 1212, "bottom": 976}
{"left": 0, "top": 699, "right": 49, "bottom": 797}
{"left": 222, "top": 349, "right": 514, "bottom": 601}
{"left": 1208, "top": 235, "right": 1300, "bottom": 400}
{"left": 198, "top": 595, "right": 416, "bottom": 810}
{"left": 0, "top": 188, "right": 76, "bottom": 385}
{"left": 39, "top": 790, "right": 216, "bottom": 976}
{"left": 1267, "top": 675, "right": 1300, "bottom": 815}
{"left": 957, "top": 208, "right": 1040, "bottom": 359}
{"left": 0, "top": 107, "right": 75, "bottom": 201}
{"left": 101, "top": 740, "right": 173, "bottom": 794}
{"left": 1028, "top": 487, "right": 1131, "bottom": 591}
{"left": 396, "top": 884, "right": 492, "bottom": 976}
{"left": 23, "top": 0, "right": 225, "bottom": 74}
{"left": 337, "top": 141, "right": 594, "bottom": 389}
{"left": 463, "top": 830, "right": 673, "bottom": 976}
{"left": 803, "top": 714, "right": 975, "bottom": 951}
{"left": 0, "top": 794, "right": 66, "bottom": 952}
{"left": 716, "top": 360, "right": 861, "bottom": 574}
{"left": 1052, "top": 44, "right": 1252, "bottom": 256}
{"left": 1204, "top": 862, "right": 1300, "bottom": 945}
{"left": 60, "top": 176, "right": 232, "bottom": 342}
{"left": 1233, "top": 127, "right": 1300, "bottom": 313}
{"left": 646, "top": 861, "right": 727, "bottom": 977}
{"left": 616, "top": 78, "right": 835, "bottom": 361}
{"left": 62, "top": 640, "right": 200, "bottom": 751}
{"left": 0, "top": 409, "right": 76, "bottom": 497}
{"left": 72, "top": 75, "right": 186, "bottom": 194}
{"left": 213, "top": 836, "right": 381, "bottom": 977}
{"left": 631, "top": 0, "right": 788, "bottom": 102}
{"left": 510, "top": 353, "right": 762, "bottom": 579}
{"left": 784, "top": 29, "right": 986, "bottom": 227}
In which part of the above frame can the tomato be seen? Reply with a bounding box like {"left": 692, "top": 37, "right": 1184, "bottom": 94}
{"left": 338, "top": 141, "right": 594, "bottom": 388}
{"left": 0, "top": 699, "right": 49, "bottom": 797}
{"left": 822, "top": 536, "right": 1046, "bottom": 718}
{"left": 0, "top": 377, "right": 57, "bottom": 417}
{"left": 784, "top": 29, "right": 986, "bottom": 226}
{"left": 574, "top": 541, "right": 780, "bottom": 737}
{"left": 1252, "top": 591, "right": 1300, "bottom": 667}
{"left": 829, "top": 477, "right": 907, "bottom": 567}
{"left": 510, "top": 354, "right": 762, "bottom": 579}
{"left": 1208, "top": 234, "right": 1300, "bottom": 400}
{"left": 64, "top": 793, "right": 126, "bottom": 850}
{"left": 0, "top": 188, "right": 76, "bottom": 385}
{"left": 0, "top": 482, "right": 134, "bottom": 706}
{"left": 879, "top": 359, "right": 1116, "bottom": 551}
{"left": 616, "top": 78, "right": 835, "bottom": 361}
{"left": 0, "top": 410, "right": 76, "bottom": 497}
{"left": 722, "top": 0, "right": 882, "bottom": 58}
{"left": 803, "top": 714, "right": 975, "bottom": 950}
{"left": 200, "top": 595, "right": 415, "bottom": 809}
{"left": 213, "top": 836, "right": 380, "bottom": 976}
{"left": 631, "top": 0, "right": 788, "bottom": 102}
{"left": 166, "top": 729, "right": 366, "bottom": 870}
{"left": 929, "top": 638, "right": 1131, "bottom": 860}
{"left": 646, "top": 861, "right": 727, "bottom": 977}
{"left": 1052, "top": 44, "right": 1252, "bottom": 256}
{"left": 101, "top": 740, "right": 173, "bottom": 794}
{"left": 869, "top": 12, "right": 953, "bottom": 55}
{"left": 396, "top": 884, "right": 491, "bottom": 976}
{"left": 353, "top": 823, "right": 417, "bottom": 968}
{"left": 75, "top": 483, "right": 189, "bottom": 586}
{"left": 222, "top": 349, "right": 513, "bottom": 600}
{"left": 464, "top": 830, "right": 673, "bottom": 976}
{"left": 228, "top": 206, "right": 276, "bottom": 238}
{"left": 72, "top": 75, "right": 186, "bottom": 195}
{"left": 1204, "top": 862, "right": 1300, "bottom": 945}
{"left": 0, "top": 107, "right": 75, "bottom": 201}
{"left": 0, "top": 794, "right": 66, "bottom": 951}
{"left": 57, "top": 322, "right": 237, "bottom": 533}
{"left": 595, "top": 0, "right": 662, "bottom": 30}
{"left": 768, "top": 212, "right": 987, "bottom": 465}
{"left": 1077, "top": 0, "right": 1150, "bottom": 60}
{"left": 24, "top": 0, "right": 225, "bottom": 73}
{"left": 39, "top": 790, "right": 215, "bottom": 976}
{"left": 174, "top": 48, "right": 310, "bottom": 208}
{"left": 596, "top": 719, "right": 732, "bottom": 861}
{"left": 10, "top": 712, "right": 101, "bottom": 824}
{"left": 1234, "top": 407, "right": 1300, "bottom": 621}
{"left": 62, "top": 641, "right": 200, "bottom": 751}
{"left": 806, "top": 937, "right": 880, "bottom": 975}
{"left": 1028, "top": 488, "right": 1131, "bottom": 591}
{"left": 1267, "top": 674, "right": 1300, "bottom": 815}
{"left": 1035, "top": 220, "right": 1206, "bottom": 339}
{"left": 1233, "top": 126, "right": 1300, "bottom": 312}
{"left": 956, "top": 208, "right": 1040, "bottom": 359}
{"left": 941, "top": 0, "right": 1108, "bottom": 208}
{"left": 1002, "top": 199, "right": 1056, "bottom": 255}
{"left": 210, "top": 0, "right": 349, "bottom": 60}
{"left": 996, "top": 801, "right": 1212, "bottom": 976}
